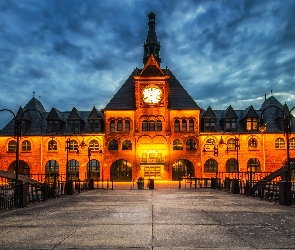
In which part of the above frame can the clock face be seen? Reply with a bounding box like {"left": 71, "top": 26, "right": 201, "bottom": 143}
{"left": 142, "top": 86, "right": 162, "bottom": 104}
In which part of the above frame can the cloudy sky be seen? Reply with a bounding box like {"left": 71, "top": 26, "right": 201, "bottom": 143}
{"left": 0, "top": 0, "right": 295, "bottom": 128}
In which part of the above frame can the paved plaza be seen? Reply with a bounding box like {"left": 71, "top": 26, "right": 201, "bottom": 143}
{"left": 1, "top": 188, "right": 295, "bottom": 250}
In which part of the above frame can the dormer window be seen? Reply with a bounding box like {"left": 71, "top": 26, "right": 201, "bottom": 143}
{"left": 204, "top": 118, "right": 216, "bottom": 131}
{"left": 246, "top": 118, "right": 258, "bottom": 131}
{"left": 68, "top": 120, "right": 80, "bottom": 133}
{"left": 88, "top": 119, "right": 101, "bottom": 132}
{"left": 48, "top": 121, "right": 60, "bottom": 133}
{"left": 225, "top": 118, "right": 237, "bottom": 131}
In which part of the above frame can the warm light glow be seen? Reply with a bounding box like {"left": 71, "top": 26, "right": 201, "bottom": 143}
{"left": 142, "top": 86, "right": 162, "bottom": 104}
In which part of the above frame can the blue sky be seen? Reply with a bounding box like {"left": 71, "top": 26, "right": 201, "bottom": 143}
{"left": 0, "top": 0, "right": 295, "bottom": 128}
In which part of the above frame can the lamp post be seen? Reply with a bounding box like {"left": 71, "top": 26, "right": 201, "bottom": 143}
{"left": 258, "top": 105, "right": 294, "bottom": 205}
{"left": 0, "top": 108, "right": 43, "bottom": 206}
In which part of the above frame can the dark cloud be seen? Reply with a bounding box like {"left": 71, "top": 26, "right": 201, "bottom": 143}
{"left": 0, "top": 0, "right": 295, "bottom": 129}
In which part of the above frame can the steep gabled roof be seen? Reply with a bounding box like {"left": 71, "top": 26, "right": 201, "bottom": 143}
{"left": 167, "top": 69, "right": 200, "bottom": 110}
{"left": 46, "top": 107, "right": 64, "bottom": 121}
{"left": 140, "top": 54, "right": 164, "bottom": 77}
{"left": 24, "top": 97, "right": 46, "bottom": 113}
{"left": 88, "top": 107, "right": 103, "bottom": 119}
{"left": 241, "top": 105, "right": 258, "bottom": 119}
{"left": 67, "top": 107, "right": 83, "bottom": 120}
{"left": 202, "top": 106, "right": 216, "bottom": 118}
{"left": 221, "top": 105, "right": 237, "bottom": 119}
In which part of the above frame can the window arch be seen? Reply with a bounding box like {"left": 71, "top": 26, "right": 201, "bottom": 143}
{"left": 204, "top": 159, "right": 218, "bottom": 173}
{"left": 67, "top": 159, "right": 79, "bottom": 180}
{"left": 122, "top": 140, "right": 132, "bottom": 150}
{"left": 248, "top": 137, "right": 258, "bottom": 149}
{"left": 174, "top": 119, "right": 180, "bottom": 131}
{"left": 89, "top": 139, "right": 99, "bottom": 151}
{"left": 247, "top": 158, "right": 260, "bottom": 172}
{"left": 182, "top": 119, "right": 187, "bottom": 131}
{"left": 226, "top": 158, "right": 238, "bottom": 172}
{"left": 48, "top": 140, "right": 57, "bottom": 150}
{"left": 108, "top": 139, "right": 118, "bottom": 150}
{"left": 173, "top": 139, "right": 183, "bottom": 150}
{"left": 22, "top": 140, "right": 31, "bottom": 151}
{"left": 275, "top": 138, "right": 285, "bottom": 149}
{"left": 290, "top": 138, "right": 295, "bottom": 149}
{"left": 186, "top": 139, "right": 197, "bottom": 150}
{"left": 8, "top": 140, "right": 17, "bottom": 152}
{"left": 69, "top": 140, "right": 78, "bottom": 151}
{"left": 227, "top": 138, "right": 236, "bottom": 150}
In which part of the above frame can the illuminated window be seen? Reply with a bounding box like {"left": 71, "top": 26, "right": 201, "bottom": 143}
{"left": 173, "top": 139, "right": 183, "bottom": 150}
{"left": 45, "top": 160, "right": 59, "bottom": 183}
{"left": 289, "top": 138, "right": 295, "bottom": 149}
{"left": 142, "top": 120, "right": 148, "bottom": 131}
{"left": 87, "top": 160, "right": 100, "bottom": 180}
{"left": 122, "top": 140, "right": 132, "bottom": 150}
{"left": 149, "top": 120, "right": 155, "bottom": 131}
{"left": 89, "top": 139, "right": 99, "bottom": 151}
{"left": 69, "top": 140, "right": 78, "bottom": 151}
{"left": 8, "top": 140, "right": 17, "bottom": 152}
{"left": 125, "top": 120, "right": 130, "bottom": 132}
{"left": 88, "top": 119, "right": 101, "bottom": 132}
{"left": 174, "top": 119, "right": 180, "bottom": 131}
{"left": 204, "top": 118, "right": 216, "bottom": 131}
{"left": 48, "top": 140, "right": 57, "bottom": 151}
{"left": 275, "top": 138, "right": 285, "bottom": 149}
{"left": 204, "top": 138, "right": 215, "bottom": 151}
{"left": 108, "top": 139, "right": 118, "bottom": 150}
{"left": 247, "top": 158, "right": 260, "bottom": 172}
{"left": 204, "top": 159, "right": 218, "bottom": 173}
{"left": 157, "top": 120, "right": 162, "bottom": 131}
{"left": 67, "top": 159, "right": 79, "bottom": 180}
{"left": 186, "top": 139, "right": 197, "bottom": 150}
{"left": 189, "top": 119, "right": 194, "bottom": 131}
{"left": 182, "top": 119, "right": 187, "bottom": 131}
{"left": 22, "top": 140, "right": 31, "bottom": 151}
{"left": 248, "top": 138, "right": 258, "bottom": 149}
{"left": 246, "top": 118, "right": 258, "bottom": 131}
{"left": 226, "top": 158, "right": 238, "bottom": 172}
{"left": 110, "top": 120, "right": 115, "bottom": 132}
{"left": 117, "top": 120, "right": 123, "bottom": 131}
{"left": 225, "top": 119, "right": 237, "bottom": 131}
{"left": 227, "top": 138, "right": 237, "bottom": 150}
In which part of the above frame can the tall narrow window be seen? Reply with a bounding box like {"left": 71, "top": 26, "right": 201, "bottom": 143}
{"left": 22, "top": 140, "right": 31, "bottom": 151}
{"left": 189, "top": 119, "right": 194, "bottom": 131}
{"left": 149, "top": 120, "right": 155, "bottom": 131}
{"left": 117, "top": 120, "right": 123, "bottom": 131}
{"left": 174, "top": 119, "right": 180, "bottom": 131}
{"left": 110, "top": 120, "right": 115, "bottom": 132}
{"left": 8, "top": 140, "right": 17, "bottom": 152}
{"left": 142, "top": 120, "right": 148, "bottom": 131}
{"left": 182, "top": 119, "right": 187, "bottom": 131}
{"left": 125, "top": 120, "right": 130, "bottom": 132}
{"left": 157, "top": 120, "right": 162, "bottom": 131}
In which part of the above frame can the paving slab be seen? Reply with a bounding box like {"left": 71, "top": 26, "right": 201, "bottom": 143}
{"left": 1, "top": 189, "right": 295, "bottom": 249}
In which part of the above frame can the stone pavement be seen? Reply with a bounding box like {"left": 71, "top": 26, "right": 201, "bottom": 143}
{"left": 1, "top": 188, "right": 295, "bottom": 250}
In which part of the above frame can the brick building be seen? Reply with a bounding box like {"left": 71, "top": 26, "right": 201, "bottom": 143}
{"left": 0, "top": 13, "right": 294, "bottom": 182}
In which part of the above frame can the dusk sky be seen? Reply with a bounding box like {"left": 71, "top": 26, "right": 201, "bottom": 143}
{"left": 0, "top": 0, "right": 295, "bottom": 128}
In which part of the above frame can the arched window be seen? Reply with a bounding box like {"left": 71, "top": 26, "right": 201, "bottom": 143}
{"left": 22, "top": 140, "right": 31, "bottom": 151}
{"left": 142, "top": 120, "right": 148, "bottom": 131}
{"left": 248, "top": 137, "right": 258, "bottom": 149}
{"left": 117, "top": 120, "right": 123, "bottom": 131}
{"left": 275, "top": 138, "right": 285, "bottom": 149}
{"left": 149, "top": 120, "right": 155, "bottom": 131}
{"left": 108, "top": 139, "right": 118, "bottom": 150}
{"left": 182, "top": 119, "right": 187, "bottom": 131}
{"left": 189, "top": 119, "right": 194, "bottom": 131}
{"left": 173, "top": 139, "right": 183, "bottom": 150}
{"left": 67, "top": 159, "right": 79, "bottom": 180}
{"left": 125, "top": 120, "right": 130, "bottom": 132}
{"left": 227, "top": 138, "right": 237, "bottom": 151}
{"left": 204, "top": 159, "right": 218, "bottom": 173}
{"left": 204, "top": 138, "right": 215, "bottom": 151}
{"left": 111, "top": 159, "right": 132, "bottom": 182}
{"left": 88, "top": 159, "right": 100, "bottom": 180}
{"left": 157, "top": 120, "right": 162, "bottom": 131}
{"left": 69, "top": 140, "right": 78, "bottom": 151}
{"left": 48, "top": 140, "right": 57, "bottom": 150}
{"left": 174, "top": 119, "right": 180, "bottom": 131}
{"left": 8, "top": 140, "right": 17, "bottom": 152}
{"left": 45, "top": 160, "right": 59, "bottom": 183}
{"left": 186, "top": 139, "right": 197, "bottom": 150}
{"left": 110, "top": 120, "right": 115, "bottom": 132}
{"left": 247, "top": 158, "right": 260, "bottom": 172}
{"left": 226, "top": 158, "right": 238, "bottom": 172}
{"left": 122, "top": 140, "right": 132, "bottom": 150}
{"left": 290, "top": 138, "right": 295, "bottom": 149}
{"left": 89, "top": 139, "right": 99, "bottom": 151}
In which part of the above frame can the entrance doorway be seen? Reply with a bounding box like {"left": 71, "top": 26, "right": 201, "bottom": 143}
{"left": 172, "top": 159, "right": 194, "bottom": 181}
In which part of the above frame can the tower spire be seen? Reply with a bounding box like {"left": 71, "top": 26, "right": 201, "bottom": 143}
{"left": 143, "top": 12, "right": 161, "bottom": 65}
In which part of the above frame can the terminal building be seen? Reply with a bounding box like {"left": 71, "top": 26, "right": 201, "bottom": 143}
{"left": 0, "top": 13, "right": 294, "bottom": 183}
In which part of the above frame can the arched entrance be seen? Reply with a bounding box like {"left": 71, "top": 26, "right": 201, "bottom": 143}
{"left": 8, "top": 160, "right": 30, "bottom": 176}
{"left": 172, "top": 159, "right": 194, "bottom": 181}
{"left": 110, "top": 159, "right": 132, "bottom": 182}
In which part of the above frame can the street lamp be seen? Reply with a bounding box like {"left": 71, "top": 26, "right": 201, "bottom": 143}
{"left": 0, "top": 108, "right": 43, "bottom": 206}
{"left": 258, "top": 105, "right": 295, "bottom": 205}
